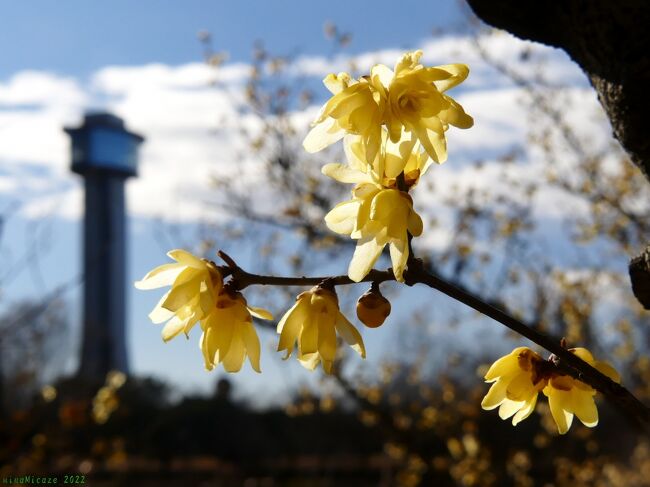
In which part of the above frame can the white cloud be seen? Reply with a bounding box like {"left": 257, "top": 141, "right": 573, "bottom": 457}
{"left": 0, "top": 31, "right": 604, "bottom": 230}
{"left": 0, "top": 71, "right": 88, "bottom": 108}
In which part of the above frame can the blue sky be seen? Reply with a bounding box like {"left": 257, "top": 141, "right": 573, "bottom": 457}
{"left": 0, "top": 0, "right": 464, "bottom": 79}
{"left": 1, "top": 1, "right": 614, "bottom": 404}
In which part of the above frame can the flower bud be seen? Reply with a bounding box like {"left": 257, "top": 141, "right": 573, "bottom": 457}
{"left": 356, "top": 286, "right": 391, "bottom": 328}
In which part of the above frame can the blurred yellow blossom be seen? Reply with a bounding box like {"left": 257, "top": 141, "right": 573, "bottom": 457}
{"left": 40, "top": 385, "right": 57, "bottom": 402}
{"left": 277, "top": 286, "right": 365, "bottom": 373}
{"left": 92, "top": 386, "right": 119, "bottom": 424}
{"left": 135, "top": 249, "right": 223, "bottom": 342}
{"left": 543, "top": 347, "right": 620, "bottom": 434}
{"left": 200, "top": 290, "right": 272, "bottom": 373}
{"left": 481, "top": 347, "right": 547, "bottom": 426}
{"left": 92, "top": 370, "right": 127, "bottom": 424}
{"left": 106, "top": 371, "right": 127, "bottom": 389}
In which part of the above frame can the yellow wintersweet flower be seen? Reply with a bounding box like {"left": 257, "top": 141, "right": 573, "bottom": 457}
{"left": 342, "top": 132, "right": 433, "bottom": 189}
{"left": 135, "top": 249, "right": 223, "bottom": 341}
{"left": 322, "top": 166, "right": 423, "bottom": 282}
{"left": 481, "top": 347, "right": 547, "bottom": 426}
{"left": 276, "top": 286, "right": 366, "bottom": 374}
{"left": 200, "top": 290, "right": 272, "bottom": 373}
{"left": 303, "top": 51, "right": 473, "bottom": 165}
{"left": 378, "top": 50, "right": 473, "bottom": 163}
{"left": 543, "top": 347, "right": 620, "bottom": 434}
{"left": 303, "top": 72, "right": 385, "bottom": 164}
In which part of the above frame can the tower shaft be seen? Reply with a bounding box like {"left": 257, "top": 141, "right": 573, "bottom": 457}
{"left": 78, "top": 174, "right": 129, "bottom": 378}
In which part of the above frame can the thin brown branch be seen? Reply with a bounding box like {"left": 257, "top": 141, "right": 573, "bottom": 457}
{"left": 216, "top": 252, "right": 650, "bottom": 433}
{"left": 405, "top": 260, "right": 650, "bottom": 432}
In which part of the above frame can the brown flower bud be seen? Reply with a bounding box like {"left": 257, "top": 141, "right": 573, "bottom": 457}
{"left": 356, "top": 286, "right": 391, "bottom": 328}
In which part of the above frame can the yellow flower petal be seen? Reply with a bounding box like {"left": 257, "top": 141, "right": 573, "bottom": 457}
{"left": 200, "top": 326, "right": 216, "bottom": 371}
{"left": 279, "top": 288, "right": 365, "bottom": 372}
{"left": 321, "top": 163, "right": 370, "bottom": 184}
{"left": 432, "top": 64, "right": 469, "bottom": 92}
{"left": 161, "top": 315, "right": 187, "bottom": 342}
{"left": 512, "top": 394, "right": 538, "bottom": 426}
{"left": 222, "top": 334, "right": 246, "bottom": 373}
{"left": 348, "top": 235, "right": 385, "bottom": 282}
{"left": 167, "top": 249, "right": 206, "bottom": 268}
{"left": 481, "top": 380, "right": 508, "bottom": 410}
{"left": 328, "top": 90, "right": 370, "bottom": 120}
{"left": 389, "top": 239, "right": 409, "bottom": 283}
{"left": 299, "top": 319, "right": 319, "bottom": 355}
{"left": 317, "top": 313, "right": 338, "bottom": 363}
{"left": 199, "top": 285, "right": 217, "bottom": 316}
{"left": 277, "top": 298, "right": 308, "bottom": 356}
{"left": 148, "top": 291, "right": 175, "bottom": 324}
{"left": 370, "top": 63, "right": 394, "bottom": 88}
{"left": 593, "top": 360, "right": 621, "bottom": 383}
{"left": 343, "top": 135, "right": 369, "bottom": 171}
{"left": 323, "top": 72, "right": 351, "bottom": 94}
{"left": 415, "top": 118, "right": 447, "bottom": 163}
{"left": 247, "top": 306, "right": 273, "bottom": 321}
{"left": 161, "top": 277, "right": 201, "bottom": 312}
{"left": 240, "top": 321, "right": 262, "bottom": 373}
{"left": 484, "top": 352, "right": 520, "bottom": 382}
{"left": 394, "top": 50, "right": 423, "bottom": 75}
{"left": 438, "top": 95, "right": 474, "bottom": 128}
{"left": 369, "top": 189, "right": 402, "bottom": 221}
{"left": 134, "top": 263, "right": 184, "bottom": 289}
{"left": 407, "top": 210, "right": 424, "bottom": 237}
{"left": 298, "top": 352, "right": 321, "bottom": 371}
{"left": 303, "top": 118, "right": 345, "bottom": 153}
{"left": 570, "top": 347, "right": 595, "bottom": 364}
{"left": 499, "top": 398, "right": 525, "bottom": 420}
{"left": 324, "top": 200, "right": 360, "bottom": 235}
{"left": 571, "top": 390, "right": 598, "bottom": 427}
{"left": 322, "top": 359, "right": 334, "bottom": 375}
{"left": 505, "top": 373, "right": 533, "bottom": 401}
{"left": 334, "top": 313, "right": 366, "bottom": 358}
{"left": 548, "top": 390, "right": 574, "bottom": 434}
{"left": 382, "top": 132, "right": 417, "bottom": 179}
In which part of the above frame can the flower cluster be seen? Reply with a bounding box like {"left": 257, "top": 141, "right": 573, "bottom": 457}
{"left": 136, "top": 250, "right": 368, "bottom": 374}
{"left": 135, "top": 249, "right": 224, "bottom": 342}
{"left": 306, "top": 51, "right": 472, "bottom": 282}
{"left": 303, "top": 50, "right": 473, "bottom": 165}
{"left": 136, "top": 250, "right": 272, "bottom": 373}
{"left": 481, "top": 347, "right": 620, "bottom": 434}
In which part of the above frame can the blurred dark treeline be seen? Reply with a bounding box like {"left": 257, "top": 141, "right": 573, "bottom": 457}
{"left": 1, "top": 371, "right": 648, "bottom": 487}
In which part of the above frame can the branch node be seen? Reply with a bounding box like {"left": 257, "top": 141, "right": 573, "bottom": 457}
{"left": 217, "top": 250, "right": 239, "bottom": 270}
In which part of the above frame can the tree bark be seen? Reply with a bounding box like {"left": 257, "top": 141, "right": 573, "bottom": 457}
{"left": 630, "top": 246, "right": 650, "bottom": 310}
